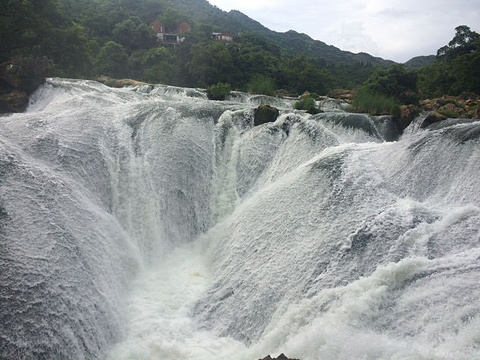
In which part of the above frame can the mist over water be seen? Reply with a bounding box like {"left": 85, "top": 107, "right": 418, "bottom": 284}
{"left": 1, "top": 79, "right": 479, "bottom": 360}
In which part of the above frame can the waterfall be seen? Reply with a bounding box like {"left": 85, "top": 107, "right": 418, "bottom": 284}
{"left": 1, "top": 78, "right": 479, "bottom": 360}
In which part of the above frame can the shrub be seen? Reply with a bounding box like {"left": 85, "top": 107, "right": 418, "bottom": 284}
{"left": 206, "top": 82, "right": 231, "bottom": 100}
{"left": 352, "top": 87, "right": 400, "bottom": 115}
{"left": 294, "top": 96, "right": 321, "bottom": 114}
{"left": 247, "top": 74, "right": 276, "bottom": 96}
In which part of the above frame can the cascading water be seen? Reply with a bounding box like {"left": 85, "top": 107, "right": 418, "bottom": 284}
{"left": 1, "top": 78, "right": 479, "bottom": 360}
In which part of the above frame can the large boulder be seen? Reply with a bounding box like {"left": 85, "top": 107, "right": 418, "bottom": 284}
{"left": 0, "top": 89, "right": 29, "bottom": 113}
{"left": 0, "top": 57, "right": 48, "bottom": 113}
{"left": 254, "top": 104, "right": 279, "bottom": 126}
{"left": 421, "top": 112, "right": 448, "bottom": 128}
{"left": 395, "top": 104, "right": 419, "bottom": 130}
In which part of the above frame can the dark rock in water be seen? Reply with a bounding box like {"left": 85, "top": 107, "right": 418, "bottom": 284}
{"left": 373, "top": 116, "right": 403, "bottom": 142}
{"left": 254, "top": 104, "right": 279, "bottom": 126}
{"left": 473, "top": 106, "right": 480, "bottom": 119}
{"left": 0, "top": 89, "right": 29, "bottom": 113}
{"left": 395, "top": 104, "right": 419, "bottom": 130}
{"left": 0, "top": 57, "right": 48, "bottom": 113}
{"left": 259, "top": 354, "right": 299, "bottom": 360}
{"left": 421, "top": 112, "right": 448, "bottom": 128}
{"left": 323, "top": 113, "right": 381, "bottom": 138}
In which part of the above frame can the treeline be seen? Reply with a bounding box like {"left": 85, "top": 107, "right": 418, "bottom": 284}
{"left": 0, "top": 0, "right": 377, "bottom": 94}
{"left": 1, "top": 0, "right": 478, "bottom": 100}
{"left": 353, "top": 25, "right": 480, "bottom": 115}
{"left": 418, "top": 25, "right": 480, "bottom": 97}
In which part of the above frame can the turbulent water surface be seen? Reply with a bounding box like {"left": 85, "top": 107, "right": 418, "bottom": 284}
{"left": 1, "top": 79, "right": 479, "bottom": 360}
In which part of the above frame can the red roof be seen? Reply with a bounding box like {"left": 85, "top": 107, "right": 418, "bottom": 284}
{"left": 150, "top": 20, "right": 164, "bottom": 33}
{"left": 177, "top": 22, "right": 191, "bottom": 34}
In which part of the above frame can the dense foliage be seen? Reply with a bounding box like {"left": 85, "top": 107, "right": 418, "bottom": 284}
{"left": 417, "top": 26, "right": 480, "bottom": 97}
{"left": 206, "top": 82, "right": 230, "bottom": 100}
{"left": 294, "top": 96, "right": 321, "bottom": 114}
{"left": 354, "top": 26, "right": 479, "bottom": 115}
{"left": 352, "top": 88, "right": 400, "bottom": 116}
{"left": 0, "top": 0, "right": 383, "bottom": 95}
{"left": 1, "top": 0, "right": 478, "bottom": 100}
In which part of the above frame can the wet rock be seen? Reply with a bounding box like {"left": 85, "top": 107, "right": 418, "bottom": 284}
{"left": 395, "top": 104, "right": 419, "bottom": 130}
{"left": 421, "top": 112, "right": 448, "bottom": 128}
{"left": 254, "top": 104, "right": 279, "bottom": 126}
{"left": 258, "top": 354, "right": 299, "bottom": 360}
{"left": 473, "top": 105, "right": 480, "bottom": 119}
{"left": 274, "top": 89, "right": 296, "bottom": 98}
{"left": 0, "top": 57, "right": 48, "bottom": 113}
{"left": 0, "top": 89, "right": 29, "bottom": 113}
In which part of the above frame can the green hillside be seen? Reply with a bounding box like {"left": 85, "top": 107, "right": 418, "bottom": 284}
{"left": 1, "top": 0, "right": 392, "bottom": 94}
{"left": 2, "top": 0, "right": 478, "bottom": 100}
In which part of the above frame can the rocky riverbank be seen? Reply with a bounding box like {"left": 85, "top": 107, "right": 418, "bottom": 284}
{"left": 0, "top": 57, "right": 48, "bottom": 113}
{"left": 327, "top": 88, "right": 480, "bottom": 129}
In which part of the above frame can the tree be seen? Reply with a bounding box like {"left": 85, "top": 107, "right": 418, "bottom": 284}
{"left": 362, "top": 64, "right": 418, "bottom": 104}
{"left": 96, "top": 41, "right": 129, "bottom": 78}
{"left": 418, "top": 25, "right": 480, "bottom": 97}
{"left": 141, "top": 47, "right": 177, "bottom": 84}
{"left": 282, "top": 55, "right": 333, "bottom": 95}
{"left": 112, "top": 17, "right": 156, "bottom": 51}
{"left": 187, "top": 41, "right": 235, "bottom": 87}
{"left": 437, "top": 25, "right": 479, "bottom": 60}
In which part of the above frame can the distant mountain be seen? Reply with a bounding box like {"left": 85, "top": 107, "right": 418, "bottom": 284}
{"left": 227, "top": 10, "right": 395, "bottom": 67}
{"left": 404, "top": 55, "right": 436, "bottom": 69}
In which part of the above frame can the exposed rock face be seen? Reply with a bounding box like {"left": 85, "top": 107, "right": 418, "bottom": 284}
{"left": 254, "top": 104, "right": 280, "bottom": 126}
{"left": 419, "top": 93, "right": 480, "bottom": 119}
{"left": 0, "top": 57, "right": 48, "bottom": 113}
{"left": 395, "top": 104, "right": 420, "bottom": 130}
{"left": 327, "top": 88, "right": 355, "bottom": 103}
{"left": 259, "top": 354, "right": 300, "bottom": 360}
{"left": 97, "top": 75, "right": 149, "bottom": 88}
{"left": 421, "top": 112, "right": 448, "bottom": 128}
{"left": 0, "top": 90, "right": 29, "bottom": 113}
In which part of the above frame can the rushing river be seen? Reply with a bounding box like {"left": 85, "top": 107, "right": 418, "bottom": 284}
{"left": 1, "top": 78, "right": 479, "bottom": 360}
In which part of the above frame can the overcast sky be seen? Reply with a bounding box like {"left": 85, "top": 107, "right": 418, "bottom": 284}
{"left": 207, "top": 0, "right": 480, "bottom": 63}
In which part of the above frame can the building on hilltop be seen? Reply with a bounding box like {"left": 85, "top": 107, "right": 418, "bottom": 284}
{"left": 150, "top": 20, "right": 191, "bottom": 45}
{"left": 211, "top": 32, "right": 234, "bottom": 43}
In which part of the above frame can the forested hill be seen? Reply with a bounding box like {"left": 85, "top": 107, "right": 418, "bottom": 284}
{"left": 227, "top": 10, "right": 395, "bottom": 67}
{"left": 2, "top": 0, "right": 478, "bottom": 102}
{"left": 0, "top": 0, "right": 393, "bottom": 94}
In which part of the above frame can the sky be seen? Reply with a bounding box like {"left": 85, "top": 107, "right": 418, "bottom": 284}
{"left": 207, "top": 0, "right": 480, "bottom": 63}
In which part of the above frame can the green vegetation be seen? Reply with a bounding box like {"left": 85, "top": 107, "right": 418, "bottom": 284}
{"left": 352, "top": 88, "right": 400, "bottom": 116}
{"left": 417, "top": 25, "right": 480, "bottom": 97}
{"left": 1, "top": 0, "right": 478, "bottom": 104}
{"left": 247, "top": 74, "right": 276, "bottom": 95}
{"left": 352, "top": 64, "right": 416, "bottom": 115}
{"left": 353, "top": 25, "right": 480, "bottom": 115}
{"left": 206, "top": 82, "right": 231, "bottom": 100}
{"left": 436, "top": 109, "right": 460, "bottom": 119}
{"left": 361, "top": 64, "right": 418, "bottom": 105}
{"left": 0, "top": 0, "right": 386, "bottom": 95}
{"left": 294, "top": 96, "right": 321, "bottom": 114}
